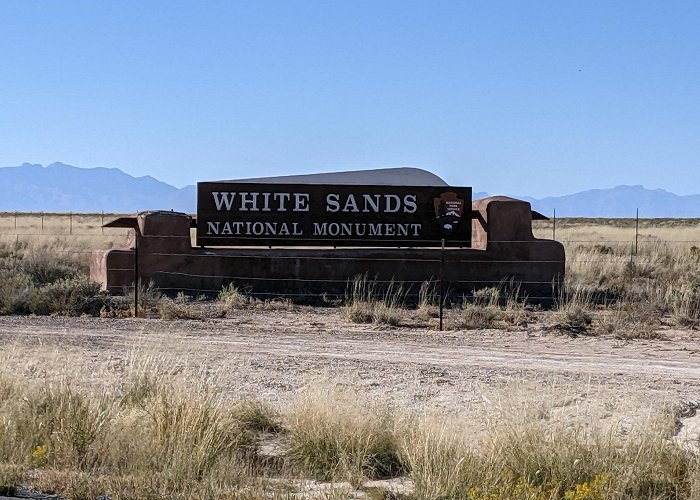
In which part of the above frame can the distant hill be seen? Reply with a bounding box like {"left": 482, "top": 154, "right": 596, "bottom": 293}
{"left": 0, "top": 163, "right": 698, "bottom": 217}
{"left": 521, "top": 185, "right": 700, "bottom": 218}
{"left": 0, "top": 162, "right": 196, "bottom": 213}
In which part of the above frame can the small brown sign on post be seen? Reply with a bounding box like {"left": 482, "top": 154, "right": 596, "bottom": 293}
{"left": 196, "top": 182, "right": 472, "bottom": 247}
{"left": 434, "top": 192, "right": 465, "bottom": 236}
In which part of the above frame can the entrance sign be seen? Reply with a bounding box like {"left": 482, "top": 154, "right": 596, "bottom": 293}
{"left": 197, "top": 182, "right": 472, "bottom": 247}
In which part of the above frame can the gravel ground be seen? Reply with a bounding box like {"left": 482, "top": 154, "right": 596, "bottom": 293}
{"left": 1, "top": 311, "right": 699, "bottom": 422}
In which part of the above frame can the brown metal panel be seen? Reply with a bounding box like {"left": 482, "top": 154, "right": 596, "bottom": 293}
{"left": 103, "top": 217, "right": 139, "bottom": 229}
{"left": 196, "top": 182, "right": 472, "bottom": 247}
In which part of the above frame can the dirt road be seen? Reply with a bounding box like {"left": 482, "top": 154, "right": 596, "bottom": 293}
{"left": 1, "top": 311, "right": 699, "bottom": 422}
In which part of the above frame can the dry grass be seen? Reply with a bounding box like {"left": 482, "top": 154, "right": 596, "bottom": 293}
{"left": 416, "top": 280, "right": 439, "bottom": 320}
{"left": 284, "top": 389, "right": 405, "bottom": 484}
{"left": 0, "top": 213, "right": 699, "bottom": 337}
{"left": 344, "top": 275, "right": 407, "bottom": 326}
{"left": 451, "top": 284, "right": 532, "bottom": 330}
{"left": 403, "top": 411, "right": 692, "bottom": 499}
{"left": 2, "top": 214, "right": 700, "bottom": 498}
{"left": 531, "top": 218, "right": 700, "bottom": 337}
{"left": 1, "top": 356, "right": 699, "bottom": 499}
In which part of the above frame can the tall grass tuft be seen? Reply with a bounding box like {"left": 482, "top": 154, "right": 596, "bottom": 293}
{"left": 416, "top": 280, "right": 439, "bottom": 320}
{"left": 217, "top": 282, "right": 249, "bottom": 314}
{"left": 554, "top": 284, "right": 594, "bottom": 333}
{"left": 344, "top": 275, "right": 406, "bottom": 326}
{"left": 666, "top": 282, "right": 700, "bottom": 327}
{"left": 452, "top": 283, "right": 531, "bottom": 330}
{"left": 285, "top": 389, "right": 405, "bottom": 484}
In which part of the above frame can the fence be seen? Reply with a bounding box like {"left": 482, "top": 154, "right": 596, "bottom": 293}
{"left": 1, "top": 211, "right": 699, "bottom": 330}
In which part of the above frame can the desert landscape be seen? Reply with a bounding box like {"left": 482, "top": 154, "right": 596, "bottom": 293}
{"left": 0, "top": 213, "right": 699, "bottom": 499}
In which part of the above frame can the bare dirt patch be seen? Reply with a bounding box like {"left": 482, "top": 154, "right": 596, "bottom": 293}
{"left": 1, "top": 310, "right": 699, "bottom": 425}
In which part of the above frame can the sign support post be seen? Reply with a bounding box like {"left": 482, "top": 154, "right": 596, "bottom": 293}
{"left": 439, "top": 238, "right": 445, "bottom": 331}
{"left": 134, "top": 234, "right": 139, "bottom": 318}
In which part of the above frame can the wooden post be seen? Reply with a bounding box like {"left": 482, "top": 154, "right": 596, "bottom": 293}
{"left": 552, "top": 208, "right": 556, "bottom": 240}
{"left": 635, "top": 208, "right": 639, "bottom": 255}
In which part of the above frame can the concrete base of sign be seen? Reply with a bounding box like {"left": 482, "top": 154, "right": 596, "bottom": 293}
{"left": 90, "top": 197, "right": 564, "bottom": 302}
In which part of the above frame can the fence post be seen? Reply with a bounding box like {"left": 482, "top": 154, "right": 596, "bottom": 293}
{"left": 439, "top": 238, "right": 445, "bottom": 331}
{"left": 134, "top": 233, "right": 139, "bottom": 318}
{"left": 14, "top": 211, "right": 17, "bottom": 230}
{"left": 41, "top": 212, "right": 44, "bottom": 233}
{"left": 635, "top": 208, "right": 639, "bottom": 255}
{"left": 552, "top": 208, "right": 556, "bottom": 240}
{"left": 69, "top": 212, "right": 73, "bottom": 235}
{"left": 101, "top": 211, "right": 104, "bottom": 234}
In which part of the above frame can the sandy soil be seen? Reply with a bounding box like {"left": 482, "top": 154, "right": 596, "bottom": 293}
{"left": 1, "top": 311, "right": 699, "bottom": 432}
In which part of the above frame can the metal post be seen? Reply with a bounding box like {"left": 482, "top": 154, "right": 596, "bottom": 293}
{"left": 439, "top": 238, "right": 445, "bottom": 331}
{"left": 134, "top": 234, "right": 139, "bottom": 318}
{"left": 635, "top": 208, "right": 639, "bottom": 255}
{"left": 14, "top": 211, "right": 17, "bottom": 230}
{"left": 552, "top": 208, "right": 556, "bottom": 240}
{"left": 69, "top": 212, "right": 73, "bottom": 235}
{"left": 101, "top": 211, "right": 104, "bottom": 234}
{"left": 41, "top": 212, "right": 44, "bottom": 233}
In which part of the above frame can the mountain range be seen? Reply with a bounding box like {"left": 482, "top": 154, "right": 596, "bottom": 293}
{"left": 1, "top": 162, "right": 698, "bottom": 217}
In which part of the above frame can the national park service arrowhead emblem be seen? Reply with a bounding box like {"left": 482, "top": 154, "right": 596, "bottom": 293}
{"left": 434, "top": 192, "right": 464, "bottom": 235}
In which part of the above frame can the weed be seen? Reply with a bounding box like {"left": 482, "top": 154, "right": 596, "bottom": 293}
{"left": 286, "top": 389, "right": 405, "bottom": 484}
{"left": 159, "top": 293, "right": 206, "bottom": 320}
{"left": 344, "top": 275, "right": 406, "bottom": 326}
{"left": 452, "top": 284, "right": 531, "bottom": 330}
{"left": 666, "top": 282, "right": 700, "bottom": 327}
{"left": 416, "top": 280, "right": 439, "bottom": 320}
{"left": 218, "top": 283, "right": 249, "bottom": 314}
{"left": 235, "top": 399, "right": 282, "bottom": 434}
{"left": 555, "top": 286, "right": 594, "bottom": 333}
{"left": 452, "top": 303, "right": 500, "bottom": 329}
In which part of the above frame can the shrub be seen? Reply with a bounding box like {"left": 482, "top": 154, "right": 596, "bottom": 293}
{"left": 20, "top": 253, "right": 82, "bottom": 285}
{"left": 0, "top": 373, "right": 252, "bottom": 498}
{"left": 0, "top": 252, "right": 101, "bottom": 316}
{"left": 27, "top": 276, "right": 102, "bottom": 316}
{"left": 0, "top": 271, "right": 34, "bottom": 314}
{"left": 403, "top": 411, "right": 689, "bottom": 500}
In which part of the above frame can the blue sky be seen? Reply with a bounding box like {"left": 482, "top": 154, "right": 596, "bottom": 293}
{"left": 1, "top": 1, "right": 698, "bottom": 197}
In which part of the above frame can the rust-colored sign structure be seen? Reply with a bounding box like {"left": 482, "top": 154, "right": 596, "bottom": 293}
{"left": 90, "top": 168, "right": 565, "bottom": 304}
